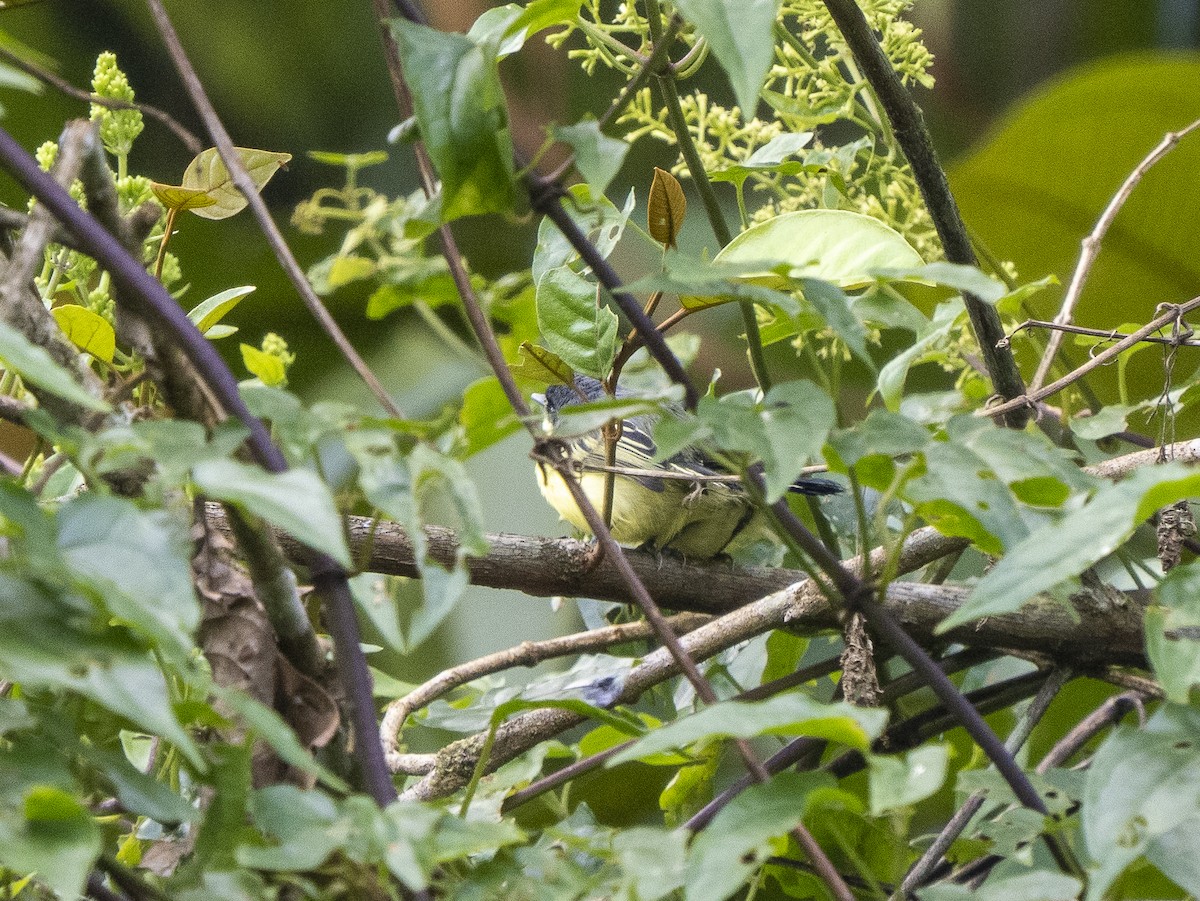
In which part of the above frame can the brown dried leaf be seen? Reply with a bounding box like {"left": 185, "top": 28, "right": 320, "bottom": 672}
{"left": 648, "top": 166, "right": 686, "bottom": 249}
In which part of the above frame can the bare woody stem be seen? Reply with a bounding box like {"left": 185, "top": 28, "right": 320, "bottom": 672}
{"left": 821, "top": 0, "right": 1028, "bottom": 426}
{"left": 985, "top": 295, "right": 1200, "bottom": 419}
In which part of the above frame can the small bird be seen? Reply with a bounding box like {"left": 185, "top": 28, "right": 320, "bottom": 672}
{"left": 535, "top": 375, "right": 841, "bottom": 559}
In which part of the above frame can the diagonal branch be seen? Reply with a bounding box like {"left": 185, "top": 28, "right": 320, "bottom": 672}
{"left": 821, "top": 0, "right": 1028, "bottom": 426}
{"left": 142, "top": 0, "right": 405, "bottom": 419}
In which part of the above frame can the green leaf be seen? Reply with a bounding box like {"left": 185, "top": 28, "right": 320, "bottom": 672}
{"left": 876, "top": 299, "right": 964, "bottom": 409}
{"left": 938, "top": 463, "right": 1200, "bottom": 632}
{"left": 905, "top": 440, "right": 1028, "bottom": 556}
{"left": 533, "top": 184, "right": 635, "bottom": 284}
{"left": 799, "top": 277, "right": 871, "bottom": 365}
{"left": 686, "top": 772, "right": 833, "bottom": 901}
{"left": 553, "top": 118, "right": 628, "bottom": 193}
{"left": 869, "top": 745, "right": 949, "bottom": 814}
{"left": 0, "top": 786, "right": 100, "bottom": 901}
{"left": 240, "top": 785, "right": 341, "bottom": 871}
{"left": 179, "top": 147, "right": 292, "bottom": 220}
{"left": 536, "top": 266, "right": 618, "bottom": 379}
{"left": 240, "top": 343, "right": 287, "bottom": 386}
{"left": 0, "top": 577, "right": 199, "bottom": 765}
{"left": 693, "top": 381, "right": 836, "bottom": 503}
{"left": 1070, "top": 404, "right": 1134, "bottom": 440}
{"left": 614, "top": 827, "right": 688, "bottom": 901}
{"left": 58, "top": 493, "right": 199, "bottom": 661}
{"left": 873, "top": 261, "right": 1008, "bottom": 303}
{"left": 711, "top": 131, "right": 815, "bottom": 185}
{"left": 1082, "top": 705, "right": 1200, "bottom": 900}
{"left": 215, "top": 689, "right": 349, "bottom": 793}
{"left": 510, "top": 341, "right": 575, "bottom": 387}
{"left": 188, "top": 285, "right": 254, "bottom": 335}
{"left": 459, "top": 375, "right": 521, "bottom": 456}
{"left": 150, "top": 182, "right": 218, "bottom": 212}
{"left": 610, "top": 694, "right": 886, "bottom": 765}
{"left": 50, "top": 305, "right": 116, "bottom": 363}
{"left": 919, "top": 872, "right": 1082, "bottom": 901}
{"left": 390, "top": 20, "right": 516, "bottom": 220}
{"left": 0, "top": 319, "right": 108, "bottom": 412}
{"left": 713, "top": 209, "right": 923, "bottom": 289}
{"left": 192, "top": 459, "right": 352, "bottom": 568}
{"left": 1146, "top": 562, "right": 1200, "bottom": 703}
{"left": 82, "top": 745, "right": 196, "bottom": 825}
{"left": 673, "top": 0, "right": 781, "bottom": 116}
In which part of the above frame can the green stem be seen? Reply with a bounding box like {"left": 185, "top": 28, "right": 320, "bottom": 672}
{"left": 645, "top": 0, "right": 772, "bottom": 393}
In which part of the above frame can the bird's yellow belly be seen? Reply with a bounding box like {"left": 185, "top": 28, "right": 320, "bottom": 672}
{"left": 536, "top": 466, "right": 690, "bottom": 550}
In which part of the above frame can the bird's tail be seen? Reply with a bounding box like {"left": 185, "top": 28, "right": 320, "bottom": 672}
{"left": 788, "top": 476, "right": 842, "bottom": 496}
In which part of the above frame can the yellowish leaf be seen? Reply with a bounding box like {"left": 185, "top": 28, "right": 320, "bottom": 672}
{"left": 648, "top": 166, "right": 686, "bottom": 249}
{"left": 240, "top": 343, "right": 286, "bottom": 386}
{"left": 181, "top": 147, "right": 292, "bottom": 221}
{"left": 149, "top": 182, "right": 218, "bottom": 212}
{"left": 51, "top": 305, "right": 116, "bottom": 363}
{"left": 510, "top": 341, "right": 574, "bottom": 386}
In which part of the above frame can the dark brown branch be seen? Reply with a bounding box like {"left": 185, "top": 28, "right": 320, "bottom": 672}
{"left": 821, "top": 0, "right": 1028, "bottom": 426}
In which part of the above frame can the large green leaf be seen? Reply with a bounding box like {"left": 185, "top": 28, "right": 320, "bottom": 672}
{"left": 939, "top": 463, "right": 1200, "bottom": 631}
{"left": 686, "top": 772, "right": 833, "bottom": 901}
{"left": 673, "top": 0, "right": 781, "bottom": 116}
{"left": 1146, "top": 562, "right": 1200, "bottom": 703}
{"left": 0, "top": 786, "right": 100, "bottom": 901}
{"left": 390, "top": 20, "right": 516, "bottom": 220}
{"left": 1082, "top": 705, "right": 1200, "bottom": 899}
{"left": 57, "top": 494, "right": 199, "bottom": 662}
{"left": 0, "top": 319, "right": 108, "bottom": 412}
{"left": 610, "top": 693, "right": 886, "bottom": 764}
{"left": 713, "top": 209, "right": 923, "bottom": 289}
{"left": 536, "top": 266, "right": 619, "bottom": 379}
{"left": 192, "top": 459, "right": 352, "bottom": 568}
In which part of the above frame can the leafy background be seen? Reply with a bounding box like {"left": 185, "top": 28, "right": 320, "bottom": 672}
{"left": 2, "top": 0, "right": 1198, "bottom": 683}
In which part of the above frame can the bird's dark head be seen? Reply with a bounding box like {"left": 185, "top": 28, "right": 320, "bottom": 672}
{"left": 541, "top": 375, "right": 604, "bottom": 420}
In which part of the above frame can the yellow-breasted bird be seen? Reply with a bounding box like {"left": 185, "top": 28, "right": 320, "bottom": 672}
{"left": 535, "top": 375, "right": 841, "bottom": 559}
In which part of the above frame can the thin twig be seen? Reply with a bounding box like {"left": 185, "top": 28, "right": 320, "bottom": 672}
{"left": 0, "top": 44, "right": 204, "bottom": 155}
{"left": 1035, "top": 691, "right": 1148, "bottom": 773}
{"left": 986, "top": 296, "right": 1200, "bottom": 419}
{"left": 1009, "top": 317, "right": 1200, "bottom": 348}
{"left": 143, "top": 0, "right": 405, "bottom": 418}
{"left": 1030, "top": 117, "right": 1200, "bottom": 391}
{"left": 381, "top": 612, "right": 711, "bottom": 763}
{"left": 821, "top": 0, "right": 1027, "bottom": 426}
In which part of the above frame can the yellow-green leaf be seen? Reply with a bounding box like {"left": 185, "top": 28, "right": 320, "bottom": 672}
{"left": 187, "top": 285, "right": 254, "bottom": 334}
{"left": 327, "top": 255, "right": 376, "bottom": 290}
{"left": 240, "top": 343, "right": 286, "bottom": 387}
{"left": 51, "top": 305, "right": 116, "bottom": 363}
{"left": 180, "top": 147, "right": 292, "bottom": 220}
{"left": 648, "top": 166, "right": 686, "bottom": 249}
{"left": 149, "top": 182, "right": 218, "bottom": 212}
{"left": 510, "top": 341, "right": 574, "bottom": 386}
